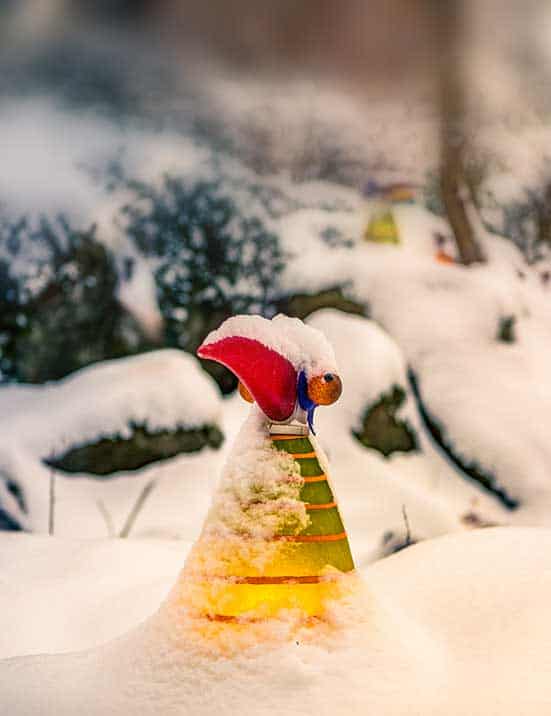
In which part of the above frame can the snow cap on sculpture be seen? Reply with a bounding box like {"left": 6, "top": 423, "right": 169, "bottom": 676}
{"left": 198, "top": 314, "right": 342, "bottom": 431}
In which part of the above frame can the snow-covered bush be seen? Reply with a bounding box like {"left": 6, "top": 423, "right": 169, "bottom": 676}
{"left": 45, "top": 422, "right": 224, "bottom": 476}
{"left": 482, "top": 184, "right": 551, "bottom": 265}
{"left": 122, "top": 176, "right": 286, "bottom": 391}
{"left": 0, "top": 350, "right": 224, "bottom": 535}
{"left": 0, "top": 216, "right": 149, "bottom": 383}
{"left": 353, "top": 385, "right": 419, "bottom": 457}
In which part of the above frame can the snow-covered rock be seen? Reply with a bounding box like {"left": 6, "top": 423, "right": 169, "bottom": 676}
{"left": 0, "top": 350, "right": 223, "bottom": 534}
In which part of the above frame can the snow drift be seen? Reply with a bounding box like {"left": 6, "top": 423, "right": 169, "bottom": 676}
{"left": 2, "top": 528, "right": 551, "bottom": 715}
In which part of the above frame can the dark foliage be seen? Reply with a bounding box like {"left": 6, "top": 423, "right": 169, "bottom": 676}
{"left": 0, "top": 30, "right": 176, "bottom": 121}
{"left": 45, "top": 422, "right": 224, "bottom": 476}
{"left": 278, "top": 286, "right": 367, "bottom": 321}
{"left": 319, "top": 226, "right": 355, "bottom": 249}
{"left": 353, "top": 385, "right": 418, "bottom": 457}
{"left": 0, "top": 216, "right": 148, "bottom": 383}
{"left": 497, "top": 315, "right": 516, "bottom": 344}
{"left": 123, "top": 176, "right": 286, "bottom": 392}
{"left": 0, "top": 506, "right": 22, "bottom": 532}
{"left": 0, "top": 473, "right": 24, "bottom": 532}
{"left": 484, "top": 187, "right": 551, "bottom": 265}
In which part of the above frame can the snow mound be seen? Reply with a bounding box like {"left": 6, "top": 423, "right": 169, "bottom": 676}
{"left": 0, "top": 349, "right": 221, "bottom": 460}
{"left": 0, "top": 350, "right": 223, "bottom": 533}
{"left": 307, "top": 309, "right": 418, "bottom": 436}
{"left": 304, "top": 309, "right": 505, "bottom": 560}
{"left": 2, "top": 528, "right": 551, "bottom": 715}
{"left": 277, "top": 200, "right": 551, "bottom": 526}
{"left": 413, "top": 331, "right": 551, "bottom": 521}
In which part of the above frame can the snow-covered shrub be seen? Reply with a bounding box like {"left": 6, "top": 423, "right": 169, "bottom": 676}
{"left": 0, "top": 215, "right": 149, "bottom": 383}
{"left": 353, "top": 385, "right": 419, "bottom": 457}
{"left": 496, "top": 315, "right": 516, "bottom": 343}
{"left": 408, "top": 368, "right": 519, "bottom": 510}
{"left": 279, "top": 286, "right": 366, "bottom": 322}
{"left": 45, "top": 421, "right": 224, "bottom": 476}
{"left": 0, "top": 350, "right": 224, "bottom": 535}
{"left": 482, "top": 187, "right": 551, "bottom": 265}
{"left": 122, "top": 176, "right": 286, "bottom": 391}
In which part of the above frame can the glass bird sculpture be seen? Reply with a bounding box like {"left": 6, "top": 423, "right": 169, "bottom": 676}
{"left": 173, "top": 314, "right": 355, "bottom": 622}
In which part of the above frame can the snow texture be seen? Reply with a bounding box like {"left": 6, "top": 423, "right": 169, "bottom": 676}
{"left": 0, "top": 350, "right": 222, "bottom": 533}
{"left": 2, "top": 528, "right": 551, "bottom": 715}
{"left": 192, "top": 408, "right": 307, "bottom": 545}
{"left": 4, "top": 89, "right": 551, "bottom": 603}
{"left": 276, "top": 199, "right": 551, "bottom": 526}
{"left": 201, "top": 313, "right": 338, "bottom": 377}
{"left": 0, "top": 349, "right": 220, "bottom": 456}
{"left": 4, "top": 192, "right": 550, "bottom": 547}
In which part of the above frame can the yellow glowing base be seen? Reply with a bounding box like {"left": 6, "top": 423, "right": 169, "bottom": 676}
{"left": 180, "top": 575, "right": 354, "bottom": 620}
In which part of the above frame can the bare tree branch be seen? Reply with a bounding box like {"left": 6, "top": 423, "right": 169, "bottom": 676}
{"left": 48, "top": 466, "right": 56, "bottom": 536}
{"left": 119, "top": 479, "right": 157, "bottom": 538}
{"left": 97, "top": 499, "right": 116, "bottom": 538}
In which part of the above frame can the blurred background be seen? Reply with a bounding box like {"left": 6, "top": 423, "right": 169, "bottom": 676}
{"left": 2, "top": 0, "right": 551, "bottom": 559}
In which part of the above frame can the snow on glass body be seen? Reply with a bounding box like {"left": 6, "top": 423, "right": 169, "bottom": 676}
{"left": 174, "top": 314, "right": 355, "bottom": 622}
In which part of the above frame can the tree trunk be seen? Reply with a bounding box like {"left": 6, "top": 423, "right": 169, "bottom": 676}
{"left": 435, "top": 0, "right": 485, "bottom": 265}
{"left": 537, "top": 182, "right": 551, "bottom": 250}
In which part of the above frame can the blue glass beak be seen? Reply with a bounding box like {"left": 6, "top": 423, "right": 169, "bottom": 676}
{"left": 297, "top": 370, "right": 317, "bottom": 434}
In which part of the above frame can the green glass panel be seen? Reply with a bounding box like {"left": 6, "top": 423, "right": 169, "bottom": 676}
{"left": 299, "top": 480, "right": 334, "bottom": 504}
{"left": 302, "top": 507, "right": 344, "bottom": 536}
{"left": 271, "top": 431, "right": 355, "bottom": 573}
{"left": 365, "top": 209, "right": 400, "bottom": 244}
{"left": 297, "top": 457, "right": 324, "bottom": 476}
{"left": 272, "top": 437, "right": 313, "bottom": 453}
{"left": 286, "top": 540, "right": 355, "bottom": 573}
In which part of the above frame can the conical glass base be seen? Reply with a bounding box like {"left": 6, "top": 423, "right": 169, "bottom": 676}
{"left": 178, "top": 424, "right": 355, "bottom": 621}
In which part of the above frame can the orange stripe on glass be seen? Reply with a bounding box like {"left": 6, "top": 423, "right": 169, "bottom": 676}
{"left": 305, "top": 501, "right": 337, "bottom": 511}
{"left": 190, "top": 571, "right": 353, "bottom": 584}
{"left": 187, "top": 573, "right": 346, "bottom": 585}
{"left": 207, "top": 614, "right": 325, "bottom": 625}
{"left": 274, "top": 532, "right": 348, "bottom": 543}
{"left": 279, "top": 474, "right": 326, "bottom": 485}
{"left": 270, "top": 434, "right": 305, "bottom": 441}
{"left": 302, "top": 474, "right": 327, "bottom": 483}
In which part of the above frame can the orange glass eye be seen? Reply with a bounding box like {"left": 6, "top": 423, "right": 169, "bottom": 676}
{"left": 238, "top": 381, "right": 254, "bottom": 403}
{"left": 307, "top": 373, "right": 342, "bottom": 406}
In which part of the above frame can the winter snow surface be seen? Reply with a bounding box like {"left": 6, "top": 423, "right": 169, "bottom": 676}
{"left": 3, "top": 102, "right": 551, "bottom": 713}
{"left": 2, "top": 528, "right": 551, "bottom": 715}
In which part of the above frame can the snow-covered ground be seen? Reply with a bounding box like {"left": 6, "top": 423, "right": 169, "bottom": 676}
{"left": 4, "top": 106, "right": 551, "bottom": 547}
{"left": 3, "top": 528, "right": 551, "bottom": 715}
{"left": 1, "top": 305, "right": 550, "bottom": 713}
{"left": 3, "top": 189, "right": 551, "bottom": 546}
{"left": 3, "top": 89, "right": 551, "bottom": 713}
